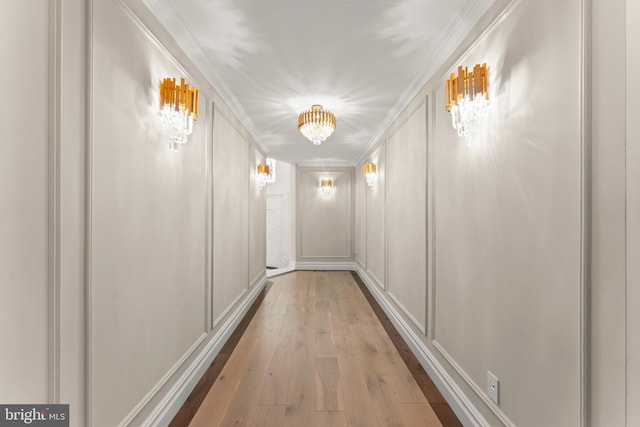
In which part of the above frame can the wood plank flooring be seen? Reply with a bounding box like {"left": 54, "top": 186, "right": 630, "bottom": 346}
{"left": 170, "top": 271, "right": 461, "bottom": 427}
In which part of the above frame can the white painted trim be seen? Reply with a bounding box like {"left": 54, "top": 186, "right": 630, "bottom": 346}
{"left": 354, "top": 266, "right": 489, "bottom": 427}
{"left": 213, "top": 288, "right": 249, "bottom": 329}
{"left": 118, "top": 333, "right": 208, "bottom": 427}
{"left": 387, "top": 292, "right": 427, "bottom": 335}
{"left": 48, "top": 0, "right": 62, "bottom": 404}
{"left": 266, "top": 263, "right": 296, "bottom": 278}
{"left": 294, "top": 262, "right": 356, "bottom": 271}
{"left": 250, "top": 271, "right": 266, "bottom": 289}
{"left": 141, "top": 276, "right": 268, "bottom": 427}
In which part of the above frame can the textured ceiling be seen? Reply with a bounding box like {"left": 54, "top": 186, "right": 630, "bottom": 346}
{"left": 144, "top": 0, "right": 494, "bottom": 165}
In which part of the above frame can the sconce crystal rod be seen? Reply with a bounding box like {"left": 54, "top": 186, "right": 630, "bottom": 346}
{"left": 160, "top": 77, "right": 199, "bottom": 151}
{"left": 445, "top": 63, "right": 489, "bottom": 137}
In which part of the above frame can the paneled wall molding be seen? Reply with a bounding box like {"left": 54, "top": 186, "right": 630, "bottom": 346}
{"left": 120, "top": 332, "right": 208, "bottom": 426}
{"left": 354, "top": 266, "right": 490, "bottom": 427}
{"left": 578, "top": 0, "right": 592, "bottom": 424}
{"left": 141, "top": 277, "right": 268, "bottom": 426}
{"left": 213, "top": 289, "right": 248, "bottom": 329}
{"left": 356, "top": 0, "right": 591, "bottom": 425}
{"left": 431, "top": 340, "right": 514, "bottom": 426}
{"left": 115, "top": 0, "right": 206, "bottom": 102}
{"left": 48, "top": 0, "right": 63, "bottom": 404}
{"left": 295, "top": 262, "right": 356, "bottom": 271}
{"left": 296, "top": 167, "right": 355, "bottom": 262}
{"left": 388, "top": 293, "right": 427, "bottom": 335}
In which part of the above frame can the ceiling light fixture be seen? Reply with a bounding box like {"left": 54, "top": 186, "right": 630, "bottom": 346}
{"left": 160, "top": 77, "right": 199, "bottom": 151}
{"left": 298, "top": 104, "right": 336, "bottom": 145}
{"left": 445, "top": 63, "right": 489, "bottom": 138}
{"left": 364, "top": 163, "right": 377, "bottom": 188}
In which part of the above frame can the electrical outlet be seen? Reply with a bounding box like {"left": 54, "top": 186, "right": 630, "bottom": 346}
{"left": 487, "top": 371, "right": 499, "bottom": 404}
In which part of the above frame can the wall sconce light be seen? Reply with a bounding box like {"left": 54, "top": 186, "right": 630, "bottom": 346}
{"left": 445, "top": 63, "right": 489, "bottom": 138}
{"left": 320, "top": 178, "right": 334, "bottom": 195}
{"left": 257, "top": 163, "right": 270, "bottom": 190}
{"left": 364, "top": 162, "right": 377, "bottom": 188}
{"left": 160, "top": 77, "right": 199, "bottom": 151}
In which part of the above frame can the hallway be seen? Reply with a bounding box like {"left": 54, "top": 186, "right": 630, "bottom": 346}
{"left": 174, "top": 271, "right": 455, "bottom": 427}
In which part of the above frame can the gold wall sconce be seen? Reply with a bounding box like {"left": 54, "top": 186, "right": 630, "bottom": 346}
{"left": 257, "top": 163, "right": 270, "bottom": 190}
{"left": 320, "top": 178, "right": 334, "bottom": 195}
{"left": 160, "top": 77, "right": 199, "bottom": 151}
{"left": 445, "top": 63, "right": 489, "bottom": 138}
{"left": 364, "top": 162, "right": 377, "bottom": 188}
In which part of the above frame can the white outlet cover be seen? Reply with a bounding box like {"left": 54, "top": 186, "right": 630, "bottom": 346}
{"left": 487, "top": 371, "right": 500, "bottom": 404}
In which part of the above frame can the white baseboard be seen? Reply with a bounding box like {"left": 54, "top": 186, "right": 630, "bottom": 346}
{"left": 266, "top": 263, "right": 295, "bottom": 278}
{"left": 294, "top": 261, "right": 356, "bottom": 270}
{"left": 353, "top": 266, "right": 489, "bottom": 427}
{"left": 141, "top": 276, "right": 268, "bottom": 427}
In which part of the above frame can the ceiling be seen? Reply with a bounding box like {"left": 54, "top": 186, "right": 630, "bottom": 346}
{"left": 144, "top": 0, "right": 494, "bottom": 165}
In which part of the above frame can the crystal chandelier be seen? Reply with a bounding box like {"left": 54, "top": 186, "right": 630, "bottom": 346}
{"left": 298, "top": 105, "right": 336, "bottom": 145}
{"left": 159, "top": 77, "right": 199, "bottom": 151}
{"left": 445, "top": 64, "right": 489, "bottom": 138}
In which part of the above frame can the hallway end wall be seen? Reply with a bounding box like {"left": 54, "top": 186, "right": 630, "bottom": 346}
{"left": 296, "top": 166, "right": 355, "bottom": 267}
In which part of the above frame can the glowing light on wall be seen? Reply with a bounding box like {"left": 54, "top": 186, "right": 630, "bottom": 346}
{"left": 364, "top": 162, "right": 377, "bottom": 188}
{"left": 320, "top": 178, "right": 334, "bottom": 195}
{"left": 257, "top": 163, "right": 270, "bottom": 190}
{"left": 159, "top": 77, "right": 199, "bottom": 151}
{"left": 445, "top": 63, "right": 489, "bottom": 138}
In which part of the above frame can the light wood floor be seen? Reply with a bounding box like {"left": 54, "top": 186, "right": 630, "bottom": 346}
{"left": 188, "top": 271, "right": 443, "bottom": 427}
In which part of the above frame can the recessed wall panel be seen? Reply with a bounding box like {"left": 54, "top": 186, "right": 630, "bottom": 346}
{"left": 212, "top": 111, "right": 249, "bottom": 323}
{"left": 365, "top": 147, "right": 386, "bottom": 289}
{"left": 387, "top": 103, "right": 427, "bottom": 331}
{"left": 249, "top": 147, "right": 266, "bottom": 285}
{"left": 91, "top": 1, "right": 207, "bottom": 425}
{"left": 0, "top": 2, "right": 50, "bottom": 403}
{"left": 298, "top": 168, "right": 353, "bottom": 261}
{"left": 433, "top": 0, "right": 582, "bottom": 424}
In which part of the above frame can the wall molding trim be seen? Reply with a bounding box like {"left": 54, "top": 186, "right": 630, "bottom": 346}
{"left": 354, "top": 266, "right": 489, "bottom": 427}
{"left": 295, "top": 262, "right": 356, "bottom": 271}
{"left": 48, "top": 0, "right": 63, "bottom": 404}
{"left": 141, "top": 276, "right": 268, "bottom": 427}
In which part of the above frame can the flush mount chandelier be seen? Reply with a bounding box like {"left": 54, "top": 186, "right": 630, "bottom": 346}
{"left": 298, "top": 104, "right": 336, "bottom": 145}
{"left": 160, "top": 77, "right": 199, "bottom": 151}
{"left": 445, "top": 63, "right": 489, "bottom": 137}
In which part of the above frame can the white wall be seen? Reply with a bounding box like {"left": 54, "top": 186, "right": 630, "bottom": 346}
{"left": 355, "top": 0, "right": 588, "bottom": 425}
{"left": 249, "top": 147, "right": 267, "bottom": 285}
{"left": 296, "top": 167, "right": 355, "bottom": 264}
{"left": 626, "top": 0, "right": 640, "bottom": 424}
{"left": 387, "top": 103, "right": 427, "bottom": 333}
{"left": 591, "top": 0, "right": 627, "bottom": 424}
{"left": 1, "top": 0, "right": 266, "bottom": 425}
{"left": 89, "top": 1, "right": 266, "bottom": 425}
{"left": 0, "top": 1, "right": 52, "bottom": 404}
{"left": 1, "top": 4, "right": 87, "bottom": 423}
{"left": 363, "top": 145, "right": 386, "bottom": 290}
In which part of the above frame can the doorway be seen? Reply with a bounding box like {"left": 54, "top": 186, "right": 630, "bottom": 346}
{"left": 266, "top": 159, "right": 295, "bottom": 276}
